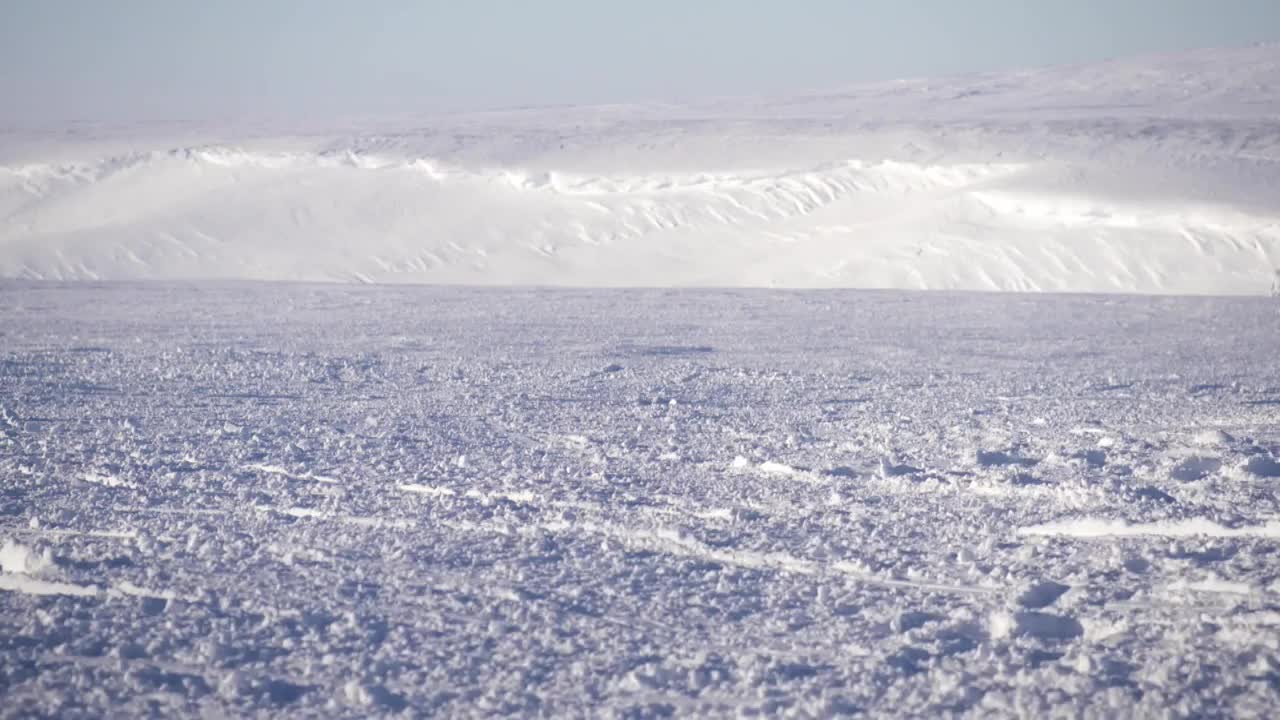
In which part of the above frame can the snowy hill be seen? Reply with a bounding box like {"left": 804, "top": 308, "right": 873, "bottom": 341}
{"left": 2, "top": 44, "right": 1279, "bottom": 293}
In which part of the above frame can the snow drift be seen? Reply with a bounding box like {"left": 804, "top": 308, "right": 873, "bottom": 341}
{"left": 2, "top": 44, "right": 1279, "bottom": 292}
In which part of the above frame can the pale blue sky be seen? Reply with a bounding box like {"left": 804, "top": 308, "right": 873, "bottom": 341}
{"left": 2, "top": 0, "right": 1278, "bottom": 124}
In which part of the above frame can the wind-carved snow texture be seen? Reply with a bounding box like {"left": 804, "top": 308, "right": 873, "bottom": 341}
{"left": 3, "top": 43, "right": 1280, "bottom": 292}
{"left": 2, "top": 282, "right": 1280, "bottom": 716}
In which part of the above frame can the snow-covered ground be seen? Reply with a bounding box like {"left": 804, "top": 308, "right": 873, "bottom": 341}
{"left": 4, "top": 42, "right": 1280, "bottom": 717}
{"left": 2, "top": 282, "right": 1279, "bottom": 716}
{"left": 3, "top": 44, "right": 1280, "bottom": 293}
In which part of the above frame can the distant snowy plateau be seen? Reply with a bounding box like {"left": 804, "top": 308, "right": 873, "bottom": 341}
{"left": 3, "top": 46, "right": 1280, "bottom": 719}
{"left": 3, "top": 44, "right": 1280, "bottom": 292}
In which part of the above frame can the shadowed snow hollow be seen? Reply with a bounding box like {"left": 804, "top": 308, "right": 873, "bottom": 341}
{"left": 2, "top": 44, "right": 1279, "bottom": 292}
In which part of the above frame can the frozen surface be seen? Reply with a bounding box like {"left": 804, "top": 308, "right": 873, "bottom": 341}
{"left": 3, "top": 44, "right": 1280, "bottom": 293}
{"left": 2, "top": 282, "right": 1280, "bottom": 717}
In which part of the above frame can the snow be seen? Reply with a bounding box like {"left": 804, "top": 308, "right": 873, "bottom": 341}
{"left": 0, "top": 538, "right": 52, "bottom": 575}
{"left": 80, "top": 471, "right": 138, "bottom": 489}
{"left": 3, "top": 44, "right": 1280, "bottom": 293}
{"left": 1019, "top": 518, "right": 1280, "bottom": 539}
{"left": 4, "top": 41, "right": 1280, "bottom": 717}
{"left": 0, "top": 574, "right": 99, "bottom": 599}
{"left": 2, "top": 281, "right": 1279, "bottom": 716}
{"left": 0, "top": 538, "right": 95, "bottom": 597}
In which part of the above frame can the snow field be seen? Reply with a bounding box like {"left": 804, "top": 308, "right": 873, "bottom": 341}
{"left": 1, "top": 283, "right": 1279, "bottom": 716}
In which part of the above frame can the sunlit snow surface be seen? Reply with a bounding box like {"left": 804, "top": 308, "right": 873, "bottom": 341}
{"left": 4, "top": 44, "right": 1280, "bottom": 293}
{"left": 2, "top": 282, "right": 1280, "bottom": 716}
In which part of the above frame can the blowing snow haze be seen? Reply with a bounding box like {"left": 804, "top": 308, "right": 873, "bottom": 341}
{"left": 5, "top": 4, "right": 1280, "bottom": 719}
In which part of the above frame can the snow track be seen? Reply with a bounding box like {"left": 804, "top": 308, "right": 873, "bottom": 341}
{"left": 2, "top": 282, "right": 1279, "bottom": 716}
{"left": 1021, "top": 518, "right": 1280, "bottom": 539}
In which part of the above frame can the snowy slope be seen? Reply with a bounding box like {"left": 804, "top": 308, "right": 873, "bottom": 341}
{"left": 2, "top": 44, "right": 1280, "bottom": 292}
